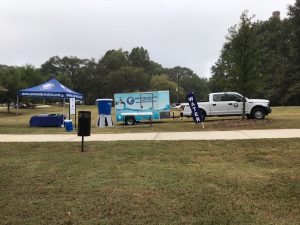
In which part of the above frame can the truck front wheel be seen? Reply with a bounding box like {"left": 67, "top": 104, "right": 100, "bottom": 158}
{"left": 125, "top": 116, "right": 136, "bottom": 125}
{"left": 251, "top": 107, "right": 265, "bottom": 120}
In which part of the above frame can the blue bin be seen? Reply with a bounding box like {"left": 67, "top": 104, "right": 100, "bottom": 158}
{"left": 96, "top": 99, "right": 113, "bottom": 115}
{"left": 64, "top": 120, "right": 73, "bottom": 132}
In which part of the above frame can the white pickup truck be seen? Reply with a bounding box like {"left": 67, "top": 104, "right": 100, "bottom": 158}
{"left": 181, "top": 92, "right": 271, "bottom": 120}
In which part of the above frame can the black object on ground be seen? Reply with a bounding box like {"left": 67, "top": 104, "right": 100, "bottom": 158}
{"left": 78, "top": 111, "right": 91, "bottom": 152}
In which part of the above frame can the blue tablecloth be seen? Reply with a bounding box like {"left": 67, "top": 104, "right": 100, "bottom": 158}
{"left": 30, "top": 114, "right": 64, "bottom": 127}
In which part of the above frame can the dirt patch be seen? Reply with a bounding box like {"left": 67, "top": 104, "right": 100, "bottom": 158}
{"left": 208, "top": 118, "right": 273, "bottom": 128}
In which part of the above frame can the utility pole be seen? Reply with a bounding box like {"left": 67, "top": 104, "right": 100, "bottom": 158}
{"left": 176, "top": 73, "right": 180, "bottom": 103}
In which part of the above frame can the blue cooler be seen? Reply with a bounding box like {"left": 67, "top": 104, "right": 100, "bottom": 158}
{"left": 64, "top": 119, "right": 73, "bottom": 132}
{"left": 96, "top": 99, "right": 113, "bottom": 128}
{"left": 96, "top": 99, "right": 112, "bottom": 115}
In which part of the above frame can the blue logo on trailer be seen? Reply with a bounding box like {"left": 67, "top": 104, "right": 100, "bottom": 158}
{"left": 127, "top": 97, "right": 135, "bottom": 105}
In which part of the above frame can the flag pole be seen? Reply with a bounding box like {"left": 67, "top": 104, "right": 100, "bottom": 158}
{"left": 16, "top": 95, "right": 19, "bottom": 127}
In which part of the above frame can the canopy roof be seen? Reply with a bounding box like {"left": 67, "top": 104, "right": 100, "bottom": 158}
{"left": 18, "top": 78, "right": 83, "bottom": 99}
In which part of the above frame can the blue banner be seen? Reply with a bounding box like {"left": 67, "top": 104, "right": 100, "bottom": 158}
{"left": 186, "top": 92, "right": 204, "bottom": 124}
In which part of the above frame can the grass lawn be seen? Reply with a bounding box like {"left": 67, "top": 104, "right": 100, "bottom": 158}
{"left": 0, "top": 139, "right": 299, "bottom": 224}
{"left": 0, "top": 105, "right": 300, "bottom": 134}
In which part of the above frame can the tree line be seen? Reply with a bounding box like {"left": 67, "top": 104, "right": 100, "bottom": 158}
{"left": 0, "top": 1, "right": 299, "bottom": 112}
{"left": 0, "top": 47, "right": 209, "bottom": 110}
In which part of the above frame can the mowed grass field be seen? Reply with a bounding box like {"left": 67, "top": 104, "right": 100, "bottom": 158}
{"left": 0, "top": 139, "right": 299, "bottom": 225}
{"left": 0, "top": 105, "right": 299, "bottom": 134}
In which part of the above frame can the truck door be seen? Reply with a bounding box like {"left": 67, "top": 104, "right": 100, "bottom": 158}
{"left": 226, "top": 93, "right": 243, "bottom": 115}
{"left": 140, "top": 93, "right": 153, "bottom": 111}
{"left": 210, "top": 94, "right": 238, "bottom": 115}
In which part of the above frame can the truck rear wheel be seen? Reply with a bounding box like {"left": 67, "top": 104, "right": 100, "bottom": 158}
{"left": 199, "top": 109, "right": 206, "bottom": 122}
{"left": 251, "top": 107, "right": 265, "bottom": 120}
{"left": 125, "top": 116, "right": 136, "bottom": 125}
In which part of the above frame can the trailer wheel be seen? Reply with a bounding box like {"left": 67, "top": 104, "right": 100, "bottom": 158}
{"left": 125, "top": 116, "right": 136, "bottom": 125}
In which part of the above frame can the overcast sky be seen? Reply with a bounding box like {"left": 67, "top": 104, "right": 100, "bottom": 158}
{"left": 0, "top": 0, "right": 295, "bottom": 78}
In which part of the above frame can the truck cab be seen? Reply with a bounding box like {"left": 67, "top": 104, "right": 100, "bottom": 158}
{"left": 209, "top": 92, "right": 244, "bottom": 115}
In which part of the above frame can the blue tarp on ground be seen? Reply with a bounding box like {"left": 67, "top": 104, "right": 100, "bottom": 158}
{"left": 18, "top": 78, "right": 83, "bottom": 100}
{"left": 30, "top": 114, "right": 64, "bottom": 127}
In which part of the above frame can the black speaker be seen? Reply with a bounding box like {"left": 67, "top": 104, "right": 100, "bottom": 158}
{"left": 78, "top": 111, "right": 91, "bottom": 136}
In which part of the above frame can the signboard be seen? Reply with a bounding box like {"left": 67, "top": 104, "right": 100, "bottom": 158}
{"left": 70, "top": 98, "right": 76, "bottom": 115}
{"left": 114, "top": 91, "right": 170, "bottom": 122}
{"left": 186, "top": 92, "right": 204, "bottom": 127}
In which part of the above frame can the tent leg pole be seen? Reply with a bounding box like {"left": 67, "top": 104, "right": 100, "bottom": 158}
{"left": 62, "top": 98, "right": 65, "bottom": 116}
{"left": 75, "top": 103, "right": 77, "bottom": 130}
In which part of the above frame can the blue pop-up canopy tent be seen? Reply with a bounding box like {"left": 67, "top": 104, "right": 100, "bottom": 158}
{"left": 17, "top": 78, "right": 84, "bottom": 127}
{"left": 18, "top": 78, "right": 83, "bottom": 100}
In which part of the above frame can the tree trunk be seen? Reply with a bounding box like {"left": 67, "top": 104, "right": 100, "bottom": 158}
{"left": 242, "top": 94, "right": 246, "bottom": 120}
{"left": 7, "top": 103, "right": 10, "bottom": 113}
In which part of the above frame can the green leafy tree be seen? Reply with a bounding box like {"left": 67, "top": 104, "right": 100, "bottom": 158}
{"left": 166, "top": 66, "right": 208, "bottom": 102}
{"left": 40, "top": 56, "right": 62, "bottom": 75}
{"left": 284, "top": 0, "right": 300, "bottom": 105}
{"left": 99, "top": 49, "right": 129, "bottom": 71}
{"left": 129, "top": 47, "right": 150, "bottom": 68}
{"left": 41, "top": 56, "right": 85, "bottom": 78}
{"left": 105, "top": 66, "right": 149, "bottom": 95}
{"left": 149, "top": 75, "right": 184, "bottom": 103}
{"left": 254, "top": 17, "right": 287, "bottom": 104}
{"left": 209, "top": 61, "right": 230, "bottom": 93}
{"left": 146, "top": 61, "right": 164, "bottom": 76}
{"left": 74, "top": 59, "right": 97, "bottom": 104}
{"left": 210, "top": 1, "right": 300, "bottom": 106}
{"left": 211, "top": 11, "right": 261, "bottom": 118}
{"left": 0, "top": 66, "right": 34, "bottom": 112}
